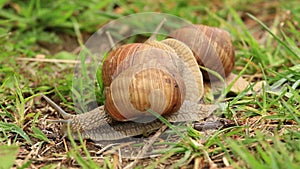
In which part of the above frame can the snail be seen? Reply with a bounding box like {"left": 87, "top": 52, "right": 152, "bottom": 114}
{"left": 169, "top": 24, "right": 235, "bottom": 81}
{"left": 42, "top": 23, "right": 235, "bottom": 141}
{"left": 102, "top": 38, "right": 205, "bottom": 122}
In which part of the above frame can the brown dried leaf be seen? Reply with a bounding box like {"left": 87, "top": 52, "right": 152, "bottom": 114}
{"left": 204, "top": 73, "right": 266, "bottom": 96}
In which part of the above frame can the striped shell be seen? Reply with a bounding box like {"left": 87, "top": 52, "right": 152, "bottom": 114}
{"left": 102, "top": 39, "right": 203, "bottom": 121}
{"left": 169, "top": 24, "right": 235, "bottom": 81}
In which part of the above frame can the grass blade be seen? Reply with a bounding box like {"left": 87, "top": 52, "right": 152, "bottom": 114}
{"left": 247, "top": 13, "right": 299, "bottom": 59}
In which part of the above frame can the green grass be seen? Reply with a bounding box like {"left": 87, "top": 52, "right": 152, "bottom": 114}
{"left": 0, "top": 0, "right": 299, "bottom": 168}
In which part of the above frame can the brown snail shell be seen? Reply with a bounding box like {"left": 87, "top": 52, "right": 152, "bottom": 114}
{"left": 102, "top": 38, "right": 203, "bottom": 121}
{"left": 102, "top": 43, "right": 151, "bottom": 87}
{"left": 169, "top": 24, "right": 235, "bottom": 81}
{"left": 102, "top": 41, "right": 176, "bottom": 87}
{"left": 104, "top": 48, "right": 186, "bottom": 121}
{"left": 161, "top": 38, "right": 204, "bottom": 101}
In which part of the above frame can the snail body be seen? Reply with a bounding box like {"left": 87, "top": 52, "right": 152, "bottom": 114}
{"left": 42, "top": 94, "right": 216, "bottom": 141}
{"left": 43, "top": 24, "right": 235, "bottom": 141}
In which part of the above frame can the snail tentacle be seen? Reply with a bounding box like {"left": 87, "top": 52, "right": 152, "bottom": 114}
{"left": 41, "top": 94, "right": 72, "bottom": 119}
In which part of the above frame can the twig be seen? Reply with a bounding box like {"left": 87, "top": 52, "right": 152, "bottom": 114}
{"left": 63, "top": 138, "right": 69, "bottom": 152}
{"left": 106, "top": 31, "right": 116, "bottom": 50}
{"left": 203, "top": 149, "right": 217, "bottom": 169}
{"left": 95, "top": 143, "right": 120, "bottom": 155}
{"left": 124, "top": 125, "right": 167, "bottom": 169}
{"left": 17, "top": 57, "right": 80, "bottom": 64}
{"left": 148, "top": 18, "right": 167, "bottom": 41}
